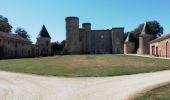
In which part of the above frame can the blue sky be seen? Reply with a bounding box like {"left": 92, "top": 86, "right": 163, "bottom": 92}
{"left": 0, "top": 0, "right": 170, "bottom": 43}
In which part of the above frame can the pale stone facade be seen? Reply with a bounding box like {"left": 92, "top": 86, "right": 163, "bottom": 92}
{"left": 137, "top": 22, "right": 154, "bottom": 55}
{"left": 65, "top": 17, "right": 124, "bottom": 54}
{"left": 36, "top": 25, "right": 51, "bottom": 56}
{"left": 124, "top": 33, "right": 135, "bottom": 54}
{"left": 0, "top": 31, "right": 33, "bottom": 58}
{"left": 150, "top": 33, "right": 170, "bottom": 57}
{"left": 0, "top": 25, "right": 51, "bottom": 59}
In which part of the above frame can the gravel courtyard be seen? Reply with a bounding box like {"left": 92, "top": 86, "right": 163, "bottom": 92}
{"left": 0, "top": 70, "right": 170, "bottom": 100}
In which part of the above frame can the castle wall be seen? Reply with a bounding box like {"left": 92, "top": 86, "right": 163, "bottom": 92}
{"left": 65, "top": 17, "right": 124, "bottom": 54}
{"left": 112, "top": 28, "right": 124, "bottom": 54}
{"left": 91, "top": 30, "right": 112, "bottom": 54}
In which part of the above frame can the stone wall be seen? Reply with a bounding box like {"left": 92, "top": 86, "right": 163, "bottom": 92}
{"left": 124, "top": 42, "right": 135, "bottom": 54}
{"left": 138, "top": 34, "right": 154, "bottom": 54}
{"left": 65, "top": 17, "right": 125, "bottom": 54}
{"left": 0, "top": 36, "right": 32, "bottom": 58}
{"left": 36, "top": 37, "right": 51, "bottom": 56}
{"left": 150, "top": 38, "right": 170, "bottom": 57}
{"left": 112, "top": 28, "right": 124, "bottom": 54}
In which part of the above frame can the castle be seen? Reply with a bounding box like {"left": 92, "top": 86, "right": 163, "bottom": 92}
{"left": 65, "top": 17, "right": 169, "bottom": 57}
{"left": 65, "top": 17, "right": 125, "bottom": 54}
{"left": 1, "top": 16, "right": 169, "bottom": 58}
{"left": 0, "top": 25, "right": 51, "bottom": 59}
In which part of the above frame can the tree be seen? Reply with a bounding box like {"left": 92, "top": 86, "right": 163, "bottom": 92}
{"left": 51, "top": 40, "right": 65, "bottom": 55}
{"left": 129, "top": 20, "right": 164, "bottom": 49}
{"left": 0, "top": 15, "right": 12, "bottom": 32}
{"left": 15, "top": 27, "right": 30, "bottom": 40}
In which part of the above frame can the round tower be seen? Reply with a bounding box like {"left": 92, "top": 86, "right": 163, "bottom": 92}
{"left": 138, "top": 22, "right": 154, "bottom": 54}
{"left": 82, "top": 23, "right": 91, "bottom": 31}
{"left": 65, "top": 17, "right": 80, "bottom": 54}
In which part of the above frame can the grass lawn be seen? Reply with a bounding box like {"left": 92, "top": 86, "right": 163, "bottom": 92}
{"left": 0, "top": 54, "right": 169, "bottom": 77}
{"left": 134, "top": 83, "right": 170, "bottom": 100}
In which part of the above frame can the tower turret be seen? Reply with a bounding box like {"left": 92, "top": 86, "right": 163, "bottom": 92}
{"left": 138, "top": 22, "right": 154, "bottom": 54}
{"left": 65, "top": 17, "right": 81, "bottom": 54}
{"left": 36, "top": 25, "right": 51, "bottom": 56}
{"left": 82, "top": 23, "right": 91, "bottom": 31}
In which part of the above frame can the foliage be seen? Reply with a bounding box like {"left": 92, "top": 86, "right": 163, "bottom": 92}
{"left": 129, "top": 20, "right": 164, "bottom": 50}
{"left": 135, "top": 83, "right": 170, "bottom": 100}
{"left": 15, "top": 27, "right": 30, "bottom": 40}
{"left": 51, "top": 40, "right": 65, "bottom": 55}
{"left": 0, "top": 15, "right": 12, "bottom": 32}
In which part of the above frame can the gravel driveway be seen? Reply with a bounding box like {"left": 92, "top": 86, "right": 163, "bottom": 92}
{"left": 0, "top": 70, "right": 170, "bottom": 100}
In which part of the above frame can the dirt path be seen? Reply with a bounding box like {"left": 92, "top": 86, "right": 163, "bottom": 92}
{"left": 0, "top": 71, "right": 170, "bottom": 100}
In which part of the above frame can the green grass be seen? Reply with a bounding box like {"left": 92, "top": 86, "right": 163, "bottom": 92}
{"left": 0, "top": 55, "right": 169, "bottom": 77}
{"left": 134, "top": 83, "right": 170, "bottom": 100}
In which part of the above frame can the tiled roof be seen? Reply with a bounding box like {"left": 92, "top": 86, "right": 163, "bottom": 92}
{"left": 0, "top": 31, "right": 31, "bottom": 43}
{"left": 150, "top": 33, "right": 170, "bottom": 43}
{"left": 38, "top": 25, "right": 51, "bottom": 38}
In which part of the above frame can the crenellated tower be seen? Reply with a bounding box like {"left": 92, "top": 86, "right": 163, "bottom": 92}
{"left": 65, "top": 17, "right": 81, "bottom": 54}
{"left": 82, "top": 23, "right": 91, "bottom": 53}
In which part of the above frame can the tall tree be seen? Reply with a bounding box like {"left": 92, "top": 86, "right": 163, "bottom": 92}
{"left": 0, "top": 15, "right": 12, "bottom": 32}
{"left": 15, "top": 27, "right": 30, "bottom": 40}
{"left": 129, "top": 20, "right": 164, "bottom": 49}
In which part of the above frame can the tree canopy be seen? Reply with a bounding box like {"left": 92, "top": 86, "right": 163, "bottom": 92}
{"left": 129, "top": 20, "right": 164, "bottom": 50}
{"left": 0, "top": 15, "right": 12, "bottom": 32}
{"left": 51, "top": 40, "right": 65, "bottom": 55}
{"left": 15, "top": 27, "right": 30, "bottom": 40}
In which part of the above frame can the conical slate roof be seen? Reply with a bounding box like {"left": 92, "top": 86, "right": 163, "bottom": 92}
{"left": 38, "top": 25, "right": 51, "bottom": 38}
{"left": 125, "top": 33, "right": 130, "bottom": 42}
{"left": 140, "top": 22, "right": 150, "bottom": 36}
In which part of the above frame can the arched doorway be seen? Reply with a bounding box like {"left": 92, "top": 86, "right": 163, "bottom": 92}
{"left": 166, "top": 42, "right": 170, "bottom": 57}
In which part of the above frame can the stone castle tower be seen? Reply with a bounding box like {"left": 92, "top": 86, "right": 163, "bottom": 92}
{"left": 65, "top": 16, "right": 125, "bottom": 54}
{"left": 137, "top": 22, "right": 154, "bottom": 54}
{"left": 65, "top": 17, "right": 81, "bottom": 54}
{"left": 36, "top": 25, "right": 51, "bottom": 56}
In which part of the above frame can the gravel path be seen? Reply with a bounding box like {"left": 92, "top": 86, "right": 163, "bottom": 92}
{"left": 0, "top": 70, "right": 170, "bottom": 100}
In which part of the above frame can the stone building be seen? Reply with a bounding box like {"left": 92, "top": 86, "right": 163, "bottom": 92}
{"left": 0, "top": 31, "right": 33, "bottom": 58}
{"left": 65, "top": 17, "right": 125, "bottom": 54}
{"left": 137, "top": 22, "right": 154, "bottom": 55}
{"left": 36, "top": 25, "right": 51, "bottom": 56}
{"left": 150, "top": 33, "right": 170, "bottom": 57}
{"left": 124, "top": 33, "right": 135, "bottom": 54}
{"left": 0, "top": 25, "right": 51, "bottom": 59}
